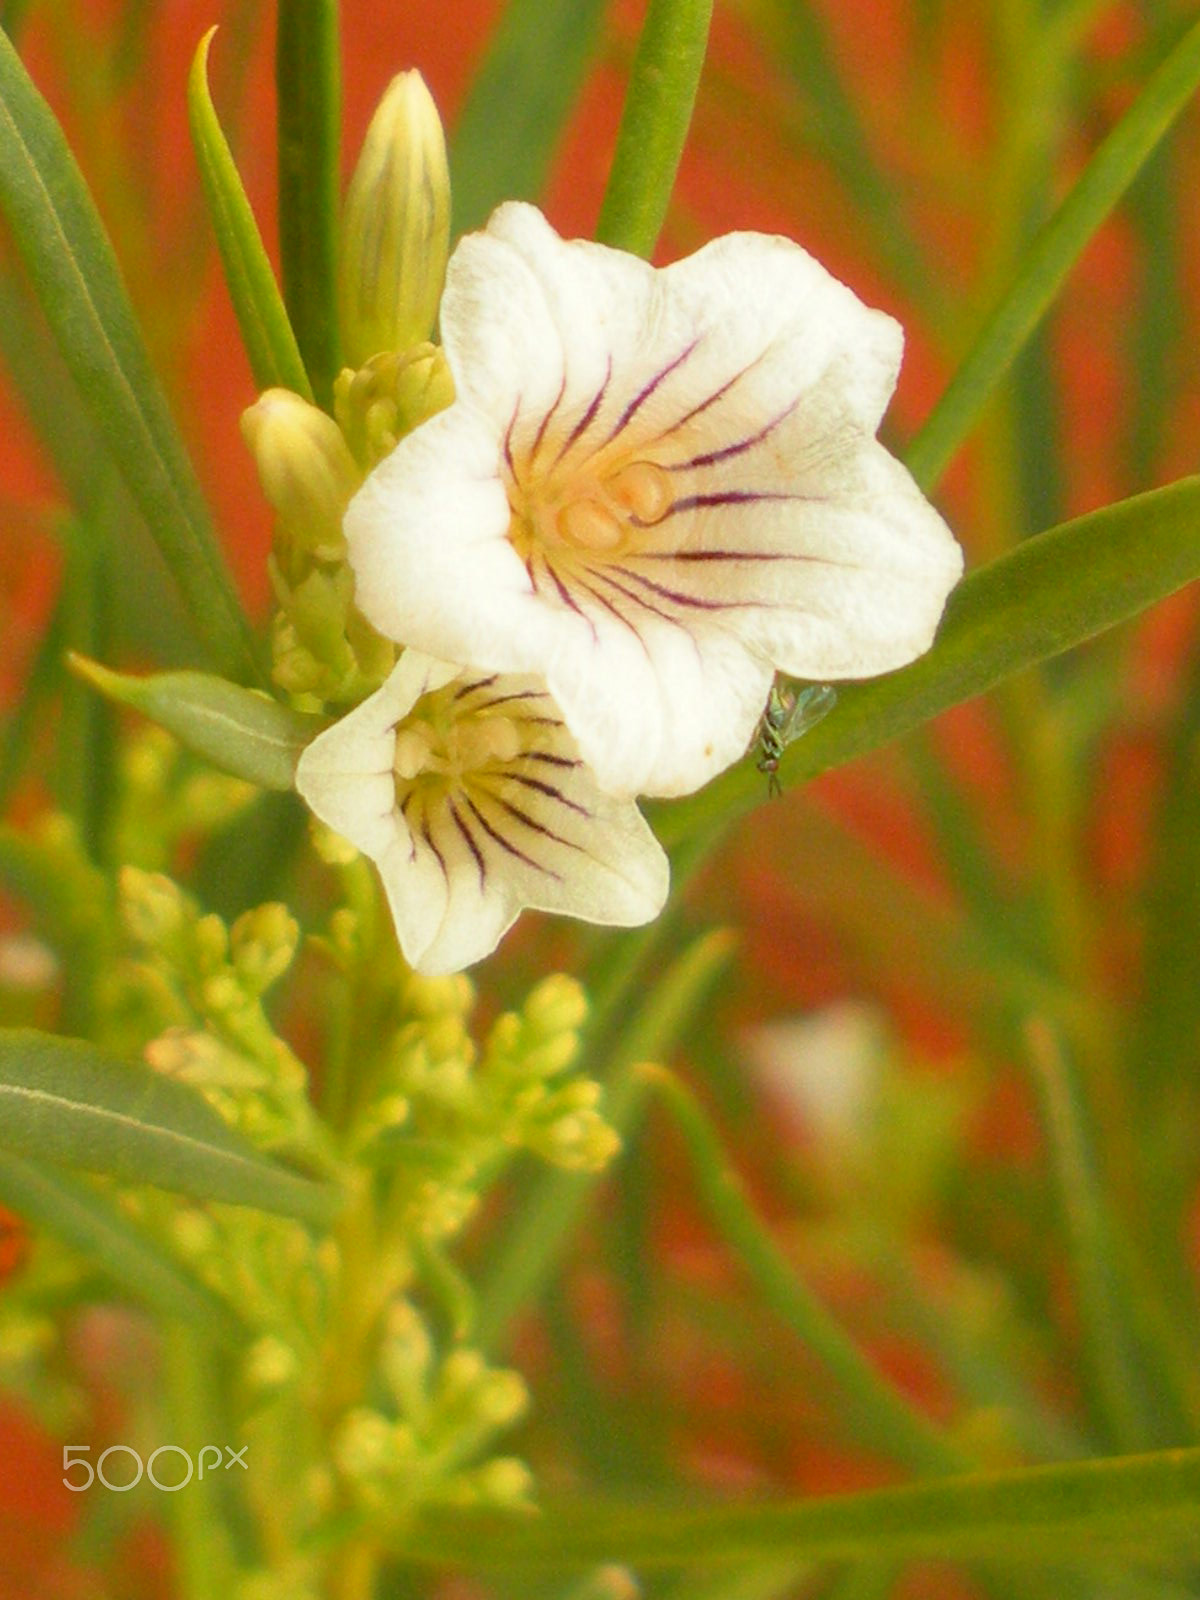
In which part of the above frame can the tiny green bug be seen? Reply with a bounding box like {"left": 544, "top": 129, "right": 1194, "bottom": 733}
{"left": 754, "top": 680, "right": 837, "bottom": 797}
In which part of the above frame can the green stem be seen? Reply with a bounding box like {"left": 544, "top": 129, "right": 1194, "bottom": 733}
{"left": 595, "top": 0, "right": 715, "bottom": 257}
{"left": 276, "top": 0, "right": 341, "bottom": 405}
{"left": 1021, "top": 1020, "right": 1158, "bottom": 1451}
{"left": 648, "top": 1069, "right": 961, "bottom": 1479}
{"left": 905, "top": 11, "right": 1200, "bottom": 492}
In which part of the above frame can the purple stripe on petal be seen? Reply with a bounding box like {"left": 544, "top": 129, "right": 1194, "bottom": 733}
{"left": 453, "top": 674, "right": 500, "bottom": 701}
{"left": 485, "top": 789, "right": 583, "bottom": 852}
{"left": 528, "top": 370, "right": 568, "bottom": 471}
{"left": 519, "top": 750, "right": 581, "bottom": 771}
{"left": 544, "top": 556, "right": 599, "bottom": 642}
{"left": 570, "top": 573, "right": 653, "bottom": 658}
{"left": 465, "top": 795, "right": 561, "bottom": 879}
{"left": 475, "top": 687, "right": 551, "bottom": 712}
{"left": 646, "top": 347, "right": 771, "bottom": 447}
{"left": 605, "top": 338, "right": 701, "bottom": 445}
{"left": 447, "top": 798, "right": 486, "bottom": 889}
{"left": 654, "top": 490, "right": 809, "bottom": 522}
{"left": 668, "top": 393, "right": 804, "bottom": 471}
{"left": 610, "top": 563, "right": 776, "bottom": 614}
{"left": 586, "top": 563, "right": 693, "bottom": 631}
{"left": 550, "top": 357, "right": 613, "bottom": 471}
{"left": 505, "top": 770, "right": 590, "bottom": 816}
{"left": 635, "top": 548, "right": 861, "bottom": 571}
{"left": 503, "top": 400, "right": 521, "bottom": 479}
{"left": 419, "top": 812, "right": 449, "bottom": 884}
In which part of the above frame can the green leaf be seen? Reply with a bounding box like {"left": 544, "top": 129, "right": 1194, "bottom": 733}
{"left": 906, "top": 12, "right": 1200, "bottom": 490}
{"left": 276, "top": 0, "right": 340, "bottom": 405}
{"left": 68, "top": 656, "right": 325, "bottom": 791}
{"left": 0, "top": 28, "right": 261, "bottom": 683}
{"left": 664, "top": 476, "right": 1200, "bottom": 842}
{"left": 0, "top": 1028, "right": 341, "bottom": 1227}
{"left": 398, "top": 1447, "right": 1200, "bottom": 1570}
{"left": 450, "top": 0, "right": 608, "bottom": 235}
{"left": 56, "top": 516, "right": 115, "bottom": 856}
{"left": 0, "top": 1149, "right": 245, "bottom": 1347}
{"left": 188, "top": 28, "right": 312, "bottom": 402}
{"left": 596, "top": 0, "right": 716, "bottom": 258}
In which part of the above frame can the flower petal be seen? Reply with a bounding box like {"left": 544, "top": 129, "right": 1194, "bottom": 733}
{"left": 294, "top": 655, "right": 669, "bottom": 974}
{"left": 345, "top": 403, "right": 549, "bottom": 668}
{"left": 341, "top": 205, "right": 962, "bottom": 802}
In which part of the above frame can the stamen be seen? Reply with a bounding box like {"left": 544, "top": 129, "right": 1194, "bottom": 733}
{"left": 606, "top": 460, "right": 673, "bottom": 524}
{"left": 451, "top": 714, "right": 522, "bottom": 770}
{"left": 393, "top": 725, "right": 436, "bottom": 781}
{"left": 557, "top": 498, "right": 626, "bottom": 552}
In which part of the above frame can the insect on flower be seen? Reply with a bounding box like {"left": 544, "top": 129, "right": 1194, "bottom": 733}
{"left": 754, "top": 681, "right": 836, "bottom": 797}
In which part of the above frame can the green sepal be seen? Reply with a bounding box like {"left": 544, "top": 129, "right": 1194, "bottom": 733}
{"left": 187, "top": 27, "right": 313, "bottom": 402}
{"left": 0, "top": 1027, "right": 341, "bottom": 1228}
{"left": 69, "top": 656, "right": 325, "bottom": 792}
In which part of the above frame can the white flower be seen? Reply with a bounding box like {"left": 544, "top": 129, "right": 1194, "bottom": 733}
{"left": 344, "top": 203, "right": 963, "bottom": 799}
{"left": 294, "top": 651, "right": 668, "bottom": 974}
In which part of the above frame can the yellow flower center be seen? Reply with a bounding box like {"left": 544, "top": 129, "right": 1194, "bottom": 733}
{"left": 511, "top": 456, "right": 674, "bottom": 561}
{"left": 393, "top": 693, "right": 522, "bottom": 790}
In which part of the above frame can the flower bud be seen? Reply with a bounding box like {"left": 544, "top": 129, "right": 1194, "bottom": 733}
{"left": 339, "top": 71, "right": 450, "bottom": 367}
{"left": 119, "top": 865, "right": 188, "bottom": 948}
{"left": 334, "top": 345, "right": 454, "bottom": 470}
{"left": 230, "top": 903, "right": 300, "bottom": 996}
{"left": 241, "top": 390, "right": 360, "bottom": 558}
{"left": 523, "top": 974, "right": 588, "bottom": 1038}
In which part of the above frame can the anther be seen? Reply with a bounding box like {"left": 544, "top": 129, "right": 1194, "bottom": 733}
{"left": 557, "top": 498, "right": 626, "bottom": 552}
{"left": 606, "top": 460, "right": 673, "bottom": 524}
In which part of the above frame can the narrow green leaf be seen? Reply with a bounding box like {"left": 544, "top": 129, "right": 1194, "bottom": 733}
{"left": 0, "top": 263, "right": 203, "bottom": 668}
{"left": 56, "top": 520, "right": 115, "bottom": 857}
{"left": 1023, "top": 1022, "right": 1199, "bottom": 1448}
{"left": 0, "top": 1149, "right": 244, "bottom": 1347}
{"left": 0, "top": 28, "right": 261, "bottom": 683}
{"left": 398, "top": 1447, "right": 1200, "bottom": 1570}
{"left": 0, "top": 582, "right": 66, "bottom": 810}
{"left": 475, "top": 928, "right": 736, "bottom": 1354}
{"left": 906, "top": 12, "right": 1200, "bottom": 490}
{"left": 664, "top": 476, "right": 1200, "bottom": 842}
{"left": 188, "top": 28, "right": 312, "bottom": 401}
{"left": 68, "top": 656, "right": 324, "bottom": 791}
{"left": 647, "top": 1068, "right": 958, "bottom": 1477}
{"left": 741, "top": 1, "right": 931, "bottom": 311}
{"left": 276, "top": 0, "right": 340, "bottom": 404}
{"left": 0, "top": 1028, "right": 341, "bottom": 1227}
{"left": 450, "top": 0, "right": 608, "bottom": 235}
{"left": 596, "top": 0, "right": 716, "bottom": 257}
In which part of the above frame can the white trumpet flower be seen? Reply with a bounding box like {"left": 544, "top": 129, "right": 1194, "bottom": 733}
{"left": 345, "top": 202, "right": 963, "bottom": 798}
{"left": 295, "top": 651, "right": 668, "bottom": 974}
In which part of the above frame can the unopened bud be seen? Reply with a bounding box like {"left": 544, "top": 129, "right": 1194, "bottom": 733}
{"left": 241, "top": 389, "right": 360, "bottom": 558}
{"left": 119, "top": 866, "right": 188, "bottom": 948}
{"left": 524, "top": 974, "right": 588, "bottom": 1038}
{"left": 334, "top": 345, "right": 454, "bottom": 470}
{"left": 339, "top": 71, "right": 450, "bottom": 367}
{"left": 231, "top": 904, "right": 300, "bottom": 996}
